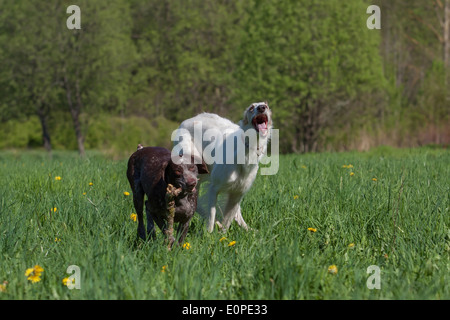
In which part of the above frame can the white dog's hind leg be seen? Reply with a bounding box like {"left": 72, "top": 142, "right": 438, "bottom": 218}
{"left": 221, "top": 193, "right": 243, "bottom": 231}
{"left": 234, "top": 206, "right": 249, "bottom": 231}
{"left": 207, "top": 185, "right": 219, "bottom": 233}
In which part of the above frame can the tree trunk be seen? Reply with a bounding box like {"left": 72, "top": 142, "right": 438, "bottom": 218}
{"left": 72, "top": 109, "right": 86, "bottom": 158}
{"left": 36, "top": 105, "right": 52, "bottom": 156}
{"left": 64, "top": 75, "right": 86, "bottom": 157}
{"left": 445, "top": 0, "right": 450, "bottom": 88}
{"left": 74, "top": 79, "right": 86, "bottom": 157}
{"left": 300, "top": 100, "right": 321, "bottom": 153}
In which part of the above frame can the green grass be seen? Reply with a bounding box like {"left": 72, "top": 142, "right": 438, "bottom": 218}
{"left": 0, "top": 147, "right": 448, "bottom": 299}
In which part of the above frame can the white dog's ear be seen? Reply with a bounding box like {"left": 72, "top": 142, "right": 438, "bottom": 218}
{"left": 242, "top": 109, "right": 249, "bottom": 126}
{"left": 243, "top": 104, "right": 255, "bottom": 125}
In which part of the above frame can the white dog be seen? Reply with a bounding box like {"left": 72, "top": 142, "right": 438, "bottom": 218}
{"left": 174, "top": 102, "right": 273, "bottom": 232}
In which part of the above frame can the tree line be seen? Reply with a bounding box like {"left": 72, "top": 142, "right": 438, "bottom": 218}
{"left": 0, "top": 0, "right": 448, "bottom": 156}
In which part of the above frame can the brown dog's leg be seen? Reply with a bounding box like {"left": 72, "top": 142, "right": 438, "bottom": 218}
{"left": 165, "top": 184, "right": 182, "bottom": 249}
{"left": 145, "top": 200, "right": 156, "bottom": 240}
{"left": 133, "top": 187, "right": 146, "bottom": 240}
{"left": 177, "top": 220, "right": 191, "bottom": 245}
{"left": 127, "top": 154, "right": 146, "bottom": 240}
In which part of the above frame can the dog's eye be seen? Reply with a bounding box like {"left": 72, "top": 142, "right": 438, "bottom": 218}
{"left": 174, "top": 170, "right": 182, "bottom": 175}
{"left": 249, "top": 106, "right": 254, "bottom": 112}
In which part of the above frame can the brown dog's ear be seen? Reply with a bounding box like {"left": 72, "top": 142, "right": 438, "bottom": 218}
{"left": 191, "top": 154, "right": 209, "bottom": 174}
{"left": 164, "top": 157, "right": 184, "bottom": 182}
{"left": 196, "top": 160, "right": 209, "bottom": 174}
{"left": 163, "top": 159, "right": 173, "bottom": 182}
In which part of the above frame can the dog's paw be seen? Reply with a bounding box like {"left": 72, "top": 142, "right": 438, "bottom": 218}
{"left": 215, "top": 221, "right": 230, "bottom": 234}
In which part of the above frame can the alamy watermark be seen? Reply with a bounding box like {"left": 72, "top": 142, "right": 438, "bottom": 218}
{"left": 67, "top": 4, "right": 381, "bottom": 31}
{"left": 366, "top": 5, "right": 381, "bottom": 30}
{"left": 66, "top": 265, "right": 81, "bottom": 290}
{"left": 171, "top": 125, "right": 280, "bottom": 176}
{"left": 66, "top": 5, "right": 81, "bottom": 30}
{"left": 366, "top": 265, "right": 381, "bottom": 290}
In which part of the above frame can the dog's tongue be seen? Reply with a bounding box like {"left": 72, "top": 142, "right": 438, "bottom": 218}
{"left": 257, "top": 122, "right": 268, "bottom": 135}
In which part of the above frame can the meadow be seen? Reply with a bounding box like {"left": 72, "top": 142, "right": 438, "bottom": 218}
{"left": 0, "top": 147, "right": 448, "bottom": 300}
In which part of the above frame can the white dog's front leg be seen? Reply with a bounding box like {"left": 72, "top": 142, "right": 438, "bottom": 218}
{"left": 207, "top": 185, "right": 219, "bottom": 233}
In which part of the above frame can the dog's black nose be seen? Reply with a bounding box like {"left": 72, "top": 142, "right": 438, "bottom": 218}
{"left": 257, "top": 105, "right": 266, "bottom": 113}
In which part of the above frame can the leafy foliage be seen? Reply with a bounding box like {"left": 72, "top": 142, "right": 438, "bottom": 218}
{"left": 0, "top": 0, "right": 448, "bottom": 154}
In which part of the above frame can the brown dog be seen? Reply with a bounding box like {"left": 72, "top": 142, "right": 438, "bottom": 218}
{"left": 127, "top": 146, "right": 208, "bottom": 245}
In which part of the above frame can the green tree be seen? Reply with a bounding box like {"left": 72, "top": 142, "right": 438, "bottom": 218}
{"left": 0, "top": 1, "right": 137, "bottom": 156}
{"left": 58, "top": 0, "right": 137, "bottom": 156}
{"left": 233, "top": 0, "right": 387, "bottom": 152}
{"left": 378, "top": 0, "right": 449, "bottom": 147}
{"left": 0, "top": 1, "right": 63, "bottom": 153}
{"left": 130, "top": 0, "right": 244, "bottom": 121}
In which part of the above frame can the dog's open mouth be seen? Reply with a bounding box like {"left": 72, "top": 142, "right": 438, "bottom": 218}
{"left": 187, "top": 186, "right": 196, "bottom": 194}
{"left": 186, "top": 184, "right": 196, "bottom": 194}
{"left": 252, "top": 114, "right": 269, "bottom": 136}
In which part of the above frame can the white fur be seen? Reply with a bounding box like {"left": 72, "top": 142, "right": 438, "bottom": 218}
{"left": 175, "top": 102, "right": 272, "bottom": 232}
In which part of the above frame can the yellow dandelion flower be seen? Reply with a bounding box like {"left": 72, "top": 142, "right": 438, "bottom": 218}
{"left": 342, "top": 165, "right": 348, "bottom": 168}
{"left": 301, "top": 165, "right": 307, "bottom": 169}
{"left": 348, "top": 243, "right": 355, "bottom": 248}
{"left": 182, "top": 242, "right": 191, "bottom": 250}
{"left": 82, "top": 192, "right": 87, "bottom": 195}
{"left": 62, "top": 277, "right": 74, "bottom": 286}
{"left": 25, "top": 265, "right": 44, "bottom": 283}
{"left": 328, "top": 265, "right": 338, "bottom": 275}
{"left": 27, "top": 275, "right": 41, "bottom": 283}
{"left": 293, "top": 195, "right": 299, "bottom": 200}
{"left": 123, "top": 191, "right": 130, "bottom": 196}
{"left": 307, "top": 227, "right": 317, "bottom": 232}
{"left": 161, "top": 265, "right": 167, "bottom": 273}
{"left": 25, "top": 268, "right": 34, "bottom": 277}
{"left": 55, "top": 176, "right": 62, "bottom": 181}
{"left": 89, "top": 182, "right": 93, "bottom": 186}
{"left": 349, "top": 172, "right": 355, "bottom": 176}
{"left": 372, "top": 178, "right": 377, "bottom": 182}
{"left": 55, "top": 237, "right": 61, "bottom": 242}
{"left": 0, "top": 281, "right": 7, "bottom": 293}
{"left": 228, "top": 241, "right": 236, "bottom": 247}
{"left": 33, "top": 265, "right": 44, "bottom": 275}
{"left": 130, "top": 213, "right": 137, "bottom": 222}
{"left": 53, "top": 207, "right": 57, "bottom": 212}
{"left": 219, "top": 237, "right": 227, "bottom": 242}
